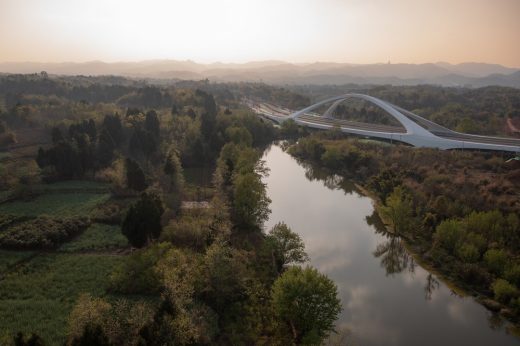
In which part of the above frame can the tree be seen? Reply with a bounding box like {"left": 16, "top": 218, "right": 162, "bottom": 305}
{"left": 70, "top": 324, "right": 110, "bottom": 346}
{"left": 225, "top": 126, "right": 253, "bottom": 147}
{"left": 266, "top": 222, "right": 309, "bottom": 274}
{"left": 163, "top": 151, "right": 184, "bottom": 214}
{"left": 197, "top": 90, "right": 217, "bottom": 140}
{"left": 145, "top": 110, "right": 160, "bottom": 137}
{"left": 232, "top": 172, "right": 271, "bottom": 231}
{"left": 368, "top": 169, "right": 402, "bottom": 202}
{"left": 272, "top": 266, "right": 342, "bottom": 344}
{"left": 380, "top": 186, "right": 415, "bottom": 235}
{"left": 125, "top": 158, "right": 147, "bottom": 191}
{"left": 97, "top": 128, "right": 116, "bottom": 167}
{"left": 280, "top": 119, "right": 300, "bottom": 138}
{"left": 492, "top": 279, "right": 519, "bottom": 304}
{"left": 36, "top": 147, "right": 49, "bottom": 168}
{"left": 434, "top": 219, "right": 465, "bottom": 254}
{"left": 122, "top": 192, "right": 164, "bottom": 248}
{"left": 129, "top": 127, "right": 157, "bottom": 157}
{"left": 51, "top": 126, "right": 64, "bottom": 144}
{"left": 102, "top": 114, "right": 123, "bottom": 145}
{"left": 13, "top": 332, "right": 45, "bottom": 346}
{"left": 484, "top": 249, "right": 508, "bottom": 275}
{"left": 171, "top": 103, "right": 179, "bottom": 116}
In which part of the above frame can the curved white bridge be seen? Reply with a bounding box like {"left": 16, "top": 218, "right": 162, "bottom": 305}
{"left": 248, "top": 93, "right": 520, "bottom": 153}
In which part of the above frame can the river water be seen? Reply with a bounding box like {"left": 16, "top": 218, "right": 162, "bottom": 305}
{"left": 262, "top": 144, "right": 518, "bottom": 346}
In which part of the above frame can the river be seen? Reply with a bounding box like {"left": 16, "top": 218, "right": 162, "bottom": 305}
{"left": 262, "top": 143, "right": 518, "bottom": 346}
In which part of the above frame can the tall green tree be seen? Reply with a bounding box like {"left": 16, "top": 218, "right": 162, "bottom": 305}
{"left": 145, "top": 110, "right": 160, "bottom": 137}
{"left": 122, "top": 192, "right": 164, "bottom": 248}
{"left": 163, "top": 151, "right": 184, "bottom": 214}
{"left": 232, "top": 172, "right": 271, "bottom": 231}
{"left": 125, "top": 158, "right": 147, "bottom": 192}
{"left": 266, "top": 222, "right": 309, "bottom": 274}
{"left": 272, "top": 266, "right": 342, "bottom": 344}
{"left": 97, "top": 128, "right": 116, "bottom": 167}
{"left": 380, "top": 186, "right": 415, "bottom": 235}
{"left": 197, "top": 90, "right": 217, "bottom": 141}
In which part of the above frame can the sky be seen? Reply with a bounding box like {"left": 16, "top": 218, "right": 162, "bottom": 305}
{"left": 0, "top": 0, "right": 519, "bottom": 67}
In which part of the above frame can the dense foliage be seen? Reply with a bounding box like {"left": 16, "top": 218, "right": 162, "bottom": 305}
{"left": 0, "top": 75, "right": 343, "bottom": 345}
{"left": 0, "top": 217, "right": 89, "bottom": 250}
{"left": 289, "top": 132, "right": 520, "bottom": 324}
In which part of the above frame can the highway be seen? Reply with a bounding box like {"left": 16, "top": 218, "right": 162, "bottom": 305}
{"left": 246, "top": 96, "right": 520, "bottom": 153}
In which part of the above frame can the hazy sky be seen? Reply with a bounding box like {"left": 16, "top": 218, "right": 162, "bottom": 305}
{"left": 1, "top": 0, "right": 519, "bottom": 66}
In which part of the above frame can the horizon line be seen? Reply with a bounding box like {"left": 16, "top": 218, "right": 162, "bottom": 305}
{"left": 0, "top": 59, "right": 519, "bottom": 69}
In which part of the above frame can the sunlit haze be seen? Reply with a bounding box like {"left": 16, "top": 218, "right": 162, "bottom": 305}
{"left": 1, "top": 0, "right": 519, "bottom": 66}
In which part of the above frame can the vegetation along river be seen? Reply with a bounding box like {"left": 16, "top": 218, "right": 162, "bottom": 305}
{"left": 262, "top": 143, "right": 518, "bottom": 346}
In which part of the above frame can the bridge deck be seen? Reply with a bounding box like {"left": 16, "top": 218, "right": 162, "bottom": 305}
{"left": 434, "top": 132, "right": 520, "bottom": 146}
{"left": 249, "top": 98, "right": 520, "bottom": 152}
{"left": 297, "top": 114, "right": 407, "bottom": 133}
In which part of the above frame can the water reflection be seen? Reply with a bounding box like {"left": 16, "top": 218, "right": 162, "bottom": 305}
{"left": 299, "top": 159, "right": 358, "bottom": 194}
{"left": 424, "top": 273, "right": 440, "bottom": 301}
{"left": 263, "top": 144, "right": 519, "bottom": 346}
{"left": 373, "top": 236, "right": 416, "bottom": 276}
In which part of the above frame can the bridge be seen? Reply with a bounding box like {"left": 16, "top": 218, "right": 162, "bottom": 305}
{"left": 247, "top": 93, "right": 520, "bottom": 153}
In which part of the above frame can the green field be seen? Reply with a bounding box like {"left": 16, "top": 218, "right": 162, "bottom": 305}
{"left": 33, "top": 180, "right": 110, "bottom": 193}
{"left": 59, "top": 223, "right": 128, "bottom": 253}
{"left": 0, "top": 181, "right": 133, "bottom": 344}
{"left": 0, "top": 250, "right": 35, "bottom": 274}
{"left": 0, "top": 253, "right": 125, "bottom": 345}
{"left": 0, "top": 192, "right": 110, "bottom": 218}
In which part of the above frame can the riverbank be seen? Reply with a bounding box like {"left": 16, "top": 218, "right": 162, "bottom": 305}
{"left": 285, "top": 135, "right": 520, "bottom": 332}
{"left": 262, "top": 143, "right": 520, "bottom": 345}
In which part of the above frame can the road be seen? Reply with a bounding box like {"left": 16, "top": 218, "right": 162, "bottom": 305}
{"left": 247, "top": 99, "right": 520, "bottom": 152}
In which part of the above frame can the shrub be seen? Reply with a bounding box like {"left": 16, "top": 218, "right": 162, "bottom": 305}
{"left": 109, "top": 243, "right": 171, "bottom": 294}
{"left": 492, "top": 279, "right": 519, "bottom": 304}
{"left": 161, "top": 216, "right": 212, "bottom": 252}
{"left": 456, "top": 263, "right": 492, "bottom": 288}
{"left": 456, "top": 243, "right": 480, "bottom": 263}
{"left": 505, "top": 264, "right": 520, "bottom": 287}
{"left": 433, "top": 219, "right": 465, "bottom": 254}
{"left": 483, "top": 249, "right": 508, "bottom": 276}
{"left": 0, "top": 217, "right": 90, "bottom": 250}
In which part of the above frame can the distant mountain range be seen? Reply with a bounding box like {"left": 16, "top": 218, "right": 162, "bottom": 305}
{"left": 0, "top": 60, "right": 519, "bottom": 87}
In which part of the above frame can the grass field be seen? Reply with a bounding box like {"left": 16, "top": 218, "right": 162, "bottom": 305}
{"left": 0, "top": 192, "right": 110, "bottom": 218}
{"left": 33, "top": 180, "right": 110, "bottom": 193}
{"left": 59, "top": 223, "right": 128, "bottom": 253}
{"left": 0, "top": 250, "right": 35, "bottom": 274}
{"left": 0, "top": 180, "right": 141, "bottom": 344}
{"left": 0, "top": 253, "right": 125, "bottom": 345}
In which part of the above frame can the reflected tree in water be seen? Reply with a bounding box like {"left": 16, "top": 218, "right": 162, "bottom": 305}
{"left": 300, "top": 161, "right": 356, "bottom": 193}
{"left": 424, "top": 273, "right": 440, "bottom": 300}
{"left": 365, "top": 210, "right": 387, "bottom": 234}
{"left": 373, "top": 236, "right": 416, "bottom": 276}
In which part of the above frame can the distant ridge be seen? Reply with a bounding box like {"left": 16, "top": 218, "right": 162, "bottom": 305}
{"left": 0, "top": 60, "right": 518, "bottom": 87}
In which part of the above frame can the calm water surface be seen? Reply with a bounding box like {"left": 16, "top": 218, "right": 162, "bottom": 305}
{"left": 262, "top": 144, "right": 519, "bottom": 346}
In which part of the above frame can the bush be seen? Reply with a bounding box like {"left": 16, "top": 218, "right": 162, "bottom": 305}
{"left": 89, "top": 203, "right": 123, "bottom": 224}
{"left": 483, "top": 249, "right": 508, "bottom": 275}
{"left": 161, "top": 216, "right": 212, "bottom": 252}
{"left": 456, "top": 243, "right": 480, "bottom": 263}
{"left": 109, "top": 243, "right": 170, "bottom": 294}
{"left": 456, "top": 263, "right": 492, "bottom": 288}
{"left": 0, "top": 217, "right": 90, "bottom": 250}
{"left": 505, "top": 264, "right": 520, "bottom": 287}
{"left": 492, "top": 279, "right": 519, "bottom": 304}
{"left": 433, "top": 219, "right": 465, "bottom": 254}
